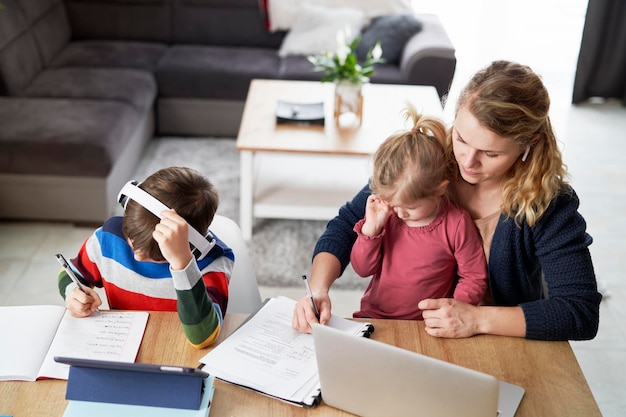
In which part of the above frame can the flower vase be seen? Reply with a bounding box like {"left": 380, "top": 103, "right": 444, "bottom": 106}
{"left": 334, "top": 80, "right": 363, "bottom": 127}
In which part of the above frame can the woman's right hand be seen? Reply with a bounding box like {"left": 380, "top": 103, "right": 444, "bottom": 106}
{"left": 65, "top": 286, "right": 102, "bottom": 317}
{"left": 292, "top": 291, "right": 332, "bottom": 334}
{"left": 292, "top": 252, "right": 342, "bottom": 333}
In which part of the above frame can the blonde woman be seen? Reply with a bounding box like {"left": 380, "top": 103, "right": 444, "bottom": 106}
{"left": 293, "top": 60, "right": 601, "bottom": 341}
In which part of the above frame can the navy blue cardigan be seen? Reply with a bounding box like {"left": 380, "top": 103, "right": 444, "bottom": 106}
{"left": 314, "top": 184, "right": 601, "bottom": 341}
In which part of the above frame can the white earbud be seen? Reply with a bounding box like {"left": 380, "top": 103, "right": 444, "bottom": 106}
{"left": 521, "top": 145, "right": 531, "bottom": 162}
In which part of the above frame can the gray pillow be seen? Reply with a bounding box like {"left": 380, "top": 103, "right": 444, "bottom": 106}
{"left": 356, "top": 14, "right": 423, "bottom": 64}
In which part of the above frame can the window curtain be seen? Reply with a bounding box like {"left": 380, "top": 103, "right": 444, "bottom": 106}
{"left": 572, "top": 0, "right": 626, "bottom": 105}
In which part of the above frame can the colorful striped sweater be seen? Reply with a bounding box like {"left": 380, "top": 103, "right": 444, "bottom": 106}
{"left": 58, "top": 216, "right": 234, "bottom": 348}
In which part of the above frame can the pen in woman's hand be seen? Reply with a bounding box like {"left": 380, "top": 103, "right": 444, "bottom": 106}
{"left": 302, "top": 275, "right": 320, "bottom": 320}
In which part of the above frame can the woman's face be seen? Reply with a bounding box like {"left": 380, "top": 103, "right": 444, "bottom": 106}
{"left": 452, "top": 105, "right": 525, "bottom": 186}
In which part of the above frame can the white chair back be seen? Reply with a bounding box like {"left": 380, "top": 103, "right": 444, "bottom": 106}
{"left": 210, "top": 215, "right": 262, "bottom": 314}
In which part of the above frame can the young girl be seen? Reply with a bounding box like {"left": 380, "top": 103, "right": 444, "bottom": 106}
{"left": 350, "top": 106, "right": 488, "bottom": 320}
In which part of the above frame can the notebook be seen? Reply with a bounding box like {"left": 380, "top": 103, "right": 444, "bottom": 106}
{"left": 312, "top": 324, "right": 525, "bottom": 417}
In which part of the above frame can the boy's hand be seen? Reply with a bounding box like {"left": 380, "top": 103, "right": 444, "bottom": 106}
{"left": 360, "top": 194, "right": 391, "bottom": 237}
{"left": 153, "top": 209, "right": 193, "bottom": 270}
{"left": 66, "top": 286, "right": 102, "bottom": 317}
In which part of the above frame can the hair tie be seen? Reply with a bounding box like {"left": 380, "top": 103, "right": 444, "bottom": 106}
{"left": 411, "top": 127, "right": 419, "bottom": 135}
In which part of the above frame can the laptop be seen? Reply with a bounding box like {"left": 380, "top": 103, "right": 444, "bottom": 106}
{"left": 312, "top": 324, "right": 524, "bottom": 417}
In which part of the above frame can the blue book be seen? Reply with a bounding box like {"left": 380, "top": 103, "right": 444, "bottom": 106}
{"left": 62, "top": 376, "right": 215, "bottom": 417}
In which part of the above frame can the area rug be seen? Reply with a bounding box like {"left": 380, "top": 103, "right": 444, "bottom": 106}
{"left": 131, "top": 137, "right": 368, "bottom": 290}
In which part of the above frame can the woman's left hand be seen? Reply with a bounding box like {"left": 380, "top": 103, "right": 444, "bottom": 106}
{"left": 418, "top": 298, "right": 481, "bottom": 338}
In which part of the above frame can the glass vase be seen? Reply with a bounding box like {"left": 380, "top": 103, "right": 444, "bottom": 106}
{"left": 334, "top": 80, "right": 363, "bottom": 127}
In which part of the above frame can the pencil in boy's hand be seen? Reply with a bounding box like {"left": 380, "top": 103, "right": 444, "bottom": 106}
{"left": 56, "top": 253, "right": 87, "bottom": 292}
{"left": 55, "top": 253, "right": 100, "bottom": 313}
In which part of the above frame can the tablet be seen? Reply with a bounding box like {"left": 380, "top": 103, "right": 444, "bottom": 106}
{"left": 54, "top": 356, "right": 209, "bottom": 378}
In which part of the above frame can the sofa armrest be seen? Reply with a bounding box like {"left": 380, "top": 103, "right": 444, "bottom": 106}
{"left": 399, "top": 14, "right": 456, "bottom": 100}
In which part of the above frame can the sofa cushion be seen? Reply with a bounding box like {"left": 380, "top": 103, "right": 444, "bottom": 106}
{"left": 28, "top": 1, "right": 71, "bottom": 64}
{"left": 25, "top": 68, "right": 157, "bottom": 111}
{"left": 172, "top": 0, "right": 284, "bottom": 48}
{"left": 15, "top": 0, "right": 57, "bottom": 20}
{"left": 268, "top": 0, "right": 413, "bottom": 32}
{"left": 0, "top": 0, "right": 43, "bottom": 95}
{"left": 356, "top": 14, "right": 423, "bottom": 65}
{"left": 279, "top": 55, "right": 404, "bottom": 85}
{"left": 0, "top": 0, "right": 27, "bottom": 46}
{"left": 15, "top": 0, "right": 70, "bottom": 65}
{"left": 50, "top": 41, "right": 167, "bottom": 71}
{"left": 278, "top": 56, "right": 322, "bottom": 81}
{"left": 65, "top": 0, "right": 171, "bottom": 42}
{"left": 0, "top": 97, "right": 141, "bottom": 177}
{"left": 366, "top": 64, "right": 405, "bottom": 84}
{"left": 156, "top": 45, "right": 280, "bottom": 100}
{"left": 278, "top": 4, "right": 366, "bottom": 57}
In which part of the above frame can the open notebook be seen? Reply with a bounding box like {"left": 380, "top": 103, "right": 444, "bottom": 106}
{"left": 0, "top": 306, "right": 148, "bottom": 381}
{"left": 199, "top": 296, "right": 373, "bottom": 406}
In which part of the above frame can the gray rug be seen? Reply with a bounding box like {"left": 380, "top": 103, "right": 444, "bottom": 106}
{"left": 131, "top": 137, "right": 368, "bottom": 290}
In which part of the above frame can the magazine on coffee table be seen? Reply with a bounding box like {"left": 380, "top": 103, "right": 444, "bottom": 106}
{"left": 276, "top": 100, "right": 325, "bottom": 125}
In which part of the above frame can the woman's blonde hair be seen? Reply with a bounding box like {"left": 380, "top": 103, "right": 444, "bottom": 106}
{"left": 449, "top": 60, "right": 568, "bottom": 226}
{"left": 370, "top": 105, "right": 451, "bottom": 204}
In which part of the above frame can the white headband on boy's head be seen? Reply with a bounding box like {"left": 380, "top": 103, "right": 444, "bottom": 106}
{"left": 117, "top": 180, "right": 216, "bottom": 260}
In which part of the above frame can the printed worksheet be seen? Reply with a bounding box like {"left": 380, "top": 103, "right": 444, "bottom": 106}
{"left": 199, "top": 296, "right": 372, "bottom": 406}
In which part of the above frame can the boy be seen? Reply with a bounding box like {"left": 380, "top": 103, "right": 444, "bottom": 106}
{"left": 58, "top": 167, "right": 234, "bottom": 348}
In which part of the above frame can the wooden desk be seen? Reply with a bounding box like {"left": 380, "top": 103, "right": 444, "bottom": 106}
{"left": 1, "top": 312, "right": 601, "bottom": 417}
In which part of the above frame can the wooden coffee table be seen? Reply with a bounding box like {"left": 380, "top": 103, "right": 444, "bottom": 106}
{"left": 236, "top": 79, "right": 443, "bottom": 240}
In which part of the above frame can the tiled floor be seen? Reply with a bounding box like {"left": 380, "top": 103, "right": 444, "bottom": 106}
{"left": 1, "top": 0, "right": 625, "bottom": 415}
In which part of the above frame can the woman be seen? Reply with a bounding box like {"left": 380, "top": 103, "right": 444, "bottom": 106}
{"left": 292, "top": 60, "right": 601, "bottom": 341}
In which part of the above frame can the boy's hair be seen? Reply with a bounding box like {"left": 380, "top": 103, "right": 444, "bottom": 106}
{"left": 122, "top": 167, "right": 219, "bottom": 261}
{"left": 370, "top": 105, "right": 450, "bottom": 204}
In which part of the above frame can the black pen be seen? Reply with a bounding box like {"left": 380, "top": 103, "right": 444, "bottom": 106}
{"left": 55, "top": 253, "right": 100, "bottom": 314}
{"left": 302, "top": 275, "right": 320, "bottom": 320}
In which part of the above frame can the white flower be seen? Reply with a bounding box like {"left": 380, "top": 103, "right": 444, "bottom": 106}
{"left": 308, "top": 28, "right": 384, "bottom": 84}
{"left": 371, "top": 42, "right": 383, "bottom": 61}
{"left": 336, "top": 44, "right": 350, "bottom": 66}
{"left": 335, "top": 28, "right": 352, "bottom": 65}
{"left": 336, "top": 26, "right": 353, "bottom": 47}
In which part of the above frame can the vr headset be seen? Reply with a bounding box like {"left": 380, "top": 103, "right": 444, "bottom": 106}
{"left": 117, "top": 180, "right": 216, "bottom": 261}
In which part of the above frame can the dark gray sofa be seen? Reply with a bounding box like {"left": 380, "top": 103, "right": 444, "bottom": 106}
{"left": 0, "top": 0, "right": 456, "bottom": 223}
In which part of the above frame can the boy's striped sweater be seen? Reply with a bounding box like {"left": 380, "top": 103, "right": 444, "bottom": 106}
{"left": 58, "top": 216, "right": 234, "bottom": 348}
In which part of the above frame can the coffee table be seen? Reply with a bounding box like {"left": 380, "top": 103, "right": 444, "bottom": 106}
{"left": 236, "top": 79, "right": 443, "bottom": 240}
